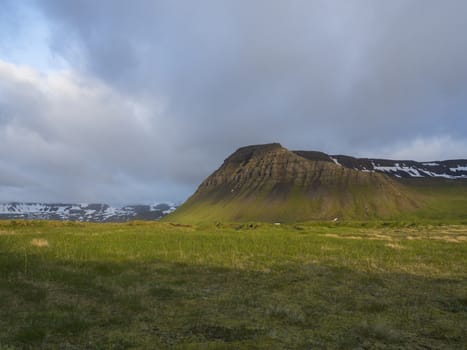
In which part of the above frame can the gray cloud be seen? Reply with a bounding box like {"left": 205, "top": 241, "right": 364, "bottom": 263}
{"left": 0, "top": 61, "right": 196, "bottom": 203}
{"left": 1, "top": 0, "right": 467, "bottom": 203}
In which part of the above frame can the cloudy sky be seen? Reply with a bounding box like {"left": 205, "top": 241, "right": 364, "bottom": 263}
{"left": 0, "top": 0, "right": 466, "bottom": 204}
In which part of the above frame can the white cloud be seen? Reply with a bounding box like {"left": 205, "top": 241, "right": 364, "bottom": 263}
{"left": 371, "top": 136, "right": 467, "bottom": 161}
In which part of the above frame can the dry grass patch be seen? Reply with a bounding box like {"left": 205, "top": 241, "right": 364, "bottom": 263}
{"left": 30, "top": 238, "right": 49, "bottom": 248}
{"left": 430, "top": 235, "right": 466, "bottom": 243}
{"left": 407, "top": 234, "right": 467, "bottom": 243}
{"left": 384, "top": 242, "right": 405, "bottom": 250}
{"left": 324, "top": 232, "right": 395, "bottom": 241}
{"left": 366, "top": 233, "right": 394, "bottom": 241}
{"left": 324, "top": 233, "right": 362, "bottom": 240}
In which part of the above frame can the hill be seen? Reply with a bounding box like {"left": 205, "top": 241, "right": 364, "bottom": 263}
{"left": 0, "top": 202, "right": 178, "bottom": 222}
{"left": 168, "top": 143, "right": 432, "bottom": 223}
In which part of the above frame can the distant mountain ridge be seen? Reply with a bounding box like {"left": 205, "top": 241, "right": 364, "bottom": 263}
{"left": 294, "top": 151, "right": 467, "bottom": 179}
{"left": 0, "top": 202, "right": 178, "bottom": 222}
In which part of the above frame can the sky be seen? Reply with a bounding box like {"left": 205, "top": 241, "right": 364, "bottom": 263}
{"left": 0, "top": 0, "right": 466, "bottom": 205}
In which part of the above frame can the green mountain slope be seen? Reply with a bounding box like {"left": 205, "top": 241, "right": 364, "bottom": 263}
{"left": 395, "top": 178, "right": 467, "bottom": 222}
{"left": 168, "top": 143, "right": 425, "bottom": 223}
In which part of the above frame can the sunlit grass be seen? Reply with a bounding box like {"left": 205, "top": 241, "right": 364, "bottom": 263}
{"left": 0, "top": 220, "right": 466, "bottom": 349}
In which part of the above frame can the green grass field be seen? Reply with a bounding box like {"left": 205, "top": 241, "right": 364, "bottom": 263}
{"left": 0, "top": 220, "right": 466, "bottom": 349}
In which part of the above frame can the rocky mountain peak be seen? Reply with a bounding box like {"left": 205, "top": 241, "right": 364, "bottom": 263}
{"left": 223, "top": 143, "right": 284, "bottom": 164}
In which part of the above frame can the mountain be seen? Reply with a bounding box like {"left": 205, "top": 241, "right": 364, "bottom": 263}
{"left": 168, "top": 143, "right": 442, "bottom": 223}
{"left": 294, "top": 151, "right": 467, "bottom": 179}
{"left": 0, "top": 202, "right": 178, "bottom": 222}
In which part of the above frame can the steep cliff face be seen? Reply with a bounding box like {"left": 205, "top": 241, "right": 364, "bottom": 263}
{"left": 170, "top": 144, "right": 422, "bottom": 223}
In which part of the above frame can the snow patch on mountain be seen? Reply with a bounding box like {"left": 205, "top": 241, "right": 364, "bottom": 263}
{"left": 330, "top": 157, "right": 341, "bottom": 166}
{"left": 0, "top": 202, "right": 179, "bottom": 222}
{"left": 372, "top": 164, "right": 424, "bottom": 177}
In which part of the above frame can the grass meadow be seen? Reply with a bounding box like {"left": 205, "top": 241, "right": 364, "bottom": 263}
{"left": 0, "top": 220, "right": 466, "bottom": 349}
